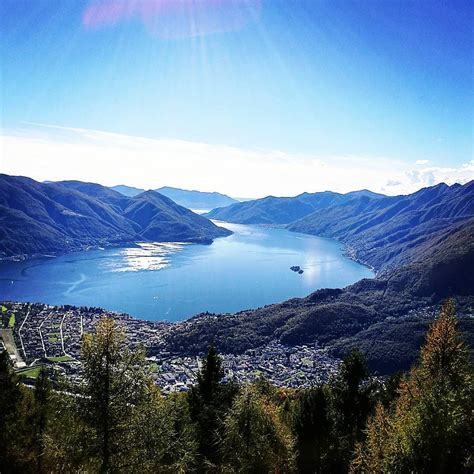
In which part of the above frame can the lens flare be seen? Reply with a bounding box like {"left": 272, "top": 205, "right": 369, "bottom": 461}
{"left": 83, "top": 0, "right": 262, "bottom": 38}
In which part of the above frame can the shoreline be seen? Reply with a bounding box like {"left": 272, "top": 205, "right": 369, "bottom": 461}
{"left": 342, "top": 245, "right": 377, "bottom": 275}
{"left": 0, "top": 235, "right": 226, "bottom": 263}
{"left": 0, "top": 224, "right": 378, "bottom": 323}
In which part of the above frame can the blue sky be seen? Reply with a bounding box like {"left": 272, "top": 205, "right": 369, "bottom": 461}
{"left": 1, "top": 1, "right": 473, "bottom": 196}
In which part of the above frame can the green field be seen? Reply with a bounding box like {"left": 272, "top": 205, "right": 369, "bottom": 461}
{"left": 47, "top": 355, "right": 73, "bottom": 362}
{"left": 18, "top": 367, "right": 42, "bottom": 378}
{"left": 8, "top": 314, "right": 16, "bottom": 328}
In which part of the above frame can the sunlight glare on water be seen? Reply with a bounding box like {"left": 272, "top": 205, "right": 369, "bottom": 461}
{"left": 107, "top": 242, "right": 190, "bottom": 272}
{"left": 0, "top": 223, "right": 373, "bottom": 321}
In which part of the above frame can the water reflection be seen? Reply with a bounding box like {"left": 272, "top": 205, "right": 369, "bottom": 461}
{"left": 107, "top": 242, "right": 190, "bottom": 272}
{"left": 0, "top": 224, "right": 374, "bottom": 321}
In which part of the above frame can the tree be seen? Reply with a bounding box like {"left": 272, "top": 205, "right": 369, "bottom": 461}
{"left": 223, "top": 383, "right": 295, "bottom": 473}
{"left": 0, "top": 350, "right": 24, "bottom": 472}
{"left": 352, "top": 299, "right": 474, "bottom": 473}
{"left": 188, "top": 344, "right": 236, "bottom": 468}
{"left": 328, "top": 349, "right": 375, "bottom": 472}
{"left": 163, "top": 392, "right": 198, "bottom": 472}
{"left": 79, "top": 317, "right": 150, "bottom": 472}
{"left": 32, "top": 367, "right": 51, "bottom": 473}
{"left": 131, "top": 384, "right": 198, "bottom": 472}
{"left": 351, "top": 402, "right": 390, "bottom": 473}
{"left": 293, "top": 386, "right": 332, "bottom": 473}
{"left": 196, "top": 343, "right": 224, "bottom": 403}
{"left": 331, "top": 350, "right": 370, "bottom": 435}
{"left": 41, "top": 389, "right": 88, "bottom": 472}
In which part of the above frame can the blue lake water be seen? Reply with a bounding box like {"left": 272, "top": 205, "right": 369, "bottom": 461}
{"left": 0, "top": 223, "right": 373, "bottom": 322}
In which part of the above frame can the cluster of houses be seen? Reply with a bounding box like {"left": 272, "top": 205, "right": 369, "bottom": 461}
{"left": 1, "top": 301, "right": 341, "bottom": 392}
{"left": 151, "top": 340, "right": 341, "bottom": 393}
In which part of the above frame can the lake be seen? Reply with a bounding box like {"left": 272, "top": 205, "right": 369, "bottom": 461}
{"left": 0, "top": 222, "right": 373, "bottom": 321}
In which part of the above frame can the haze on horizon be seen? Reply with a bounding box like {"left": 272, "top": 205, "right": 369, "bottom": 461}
{"left": 1, "top": 1, "right": 473, "bottom": 198}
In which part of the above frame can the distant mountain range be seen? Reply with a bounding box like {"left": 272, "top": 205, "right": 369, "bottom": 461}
{"left": 166, "top": 181, "right": 474, "bottom": 374}
{"left": 110, "top": 184, "right": 145, "bottom": 197}
{"left": 205, "top": 189, "right": 385, "bottom": 224}
{"left": 2, "top": 174, "right": 473, "bottom": 373}
{"left": 289, "top": 182, "right": 474, "bottom": 272}
{"left": 0, "top": 175, "right": 231, "bottom": 258}
{"left": 206, "top": 183, "right": 474, "bottom": 273}
{"left": 112, "top": 184, "right": 238, "bottom": 210}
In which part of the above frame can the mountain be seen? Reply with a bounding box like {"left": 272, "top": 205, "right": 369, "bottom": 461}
{"left": 156, "top": 186, "right": 238, "bottom": 210}
{"left": 206, "top": 182, "right": 473, "bottom": 273}
{"left": 165, "top": 217, "right": 474, "bottom": 374}
{"left": 164, "top": 182, "right": 474, "bottom": 374}
{"left": 205, "top": 190, "right": 385, "bottom": 224}
{"left": 289, "top": 181, "right": 474, "bottom": 272}
{"left": 0, "top": 175, "right": 231, "bottom": 258}
{"left": 111, "top": 184, "right": 145, "bottom": 197}
{"left": 112, "top": 185, "right": 239, "bottom": 210}
{"left": 122, "top": 191, "right": 231, "bottom": 242}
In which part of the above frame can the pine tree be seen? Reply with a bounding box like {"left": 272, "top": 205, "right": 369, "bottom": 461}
{"left": 79, "top": 318, "right": 150, "bottom": 472}
{"left": 223, "top": 383, "right": 295, "bottom": 473}
{"left": 33, "top": 367, "right": 51, "bottom": 473}
{"left": 352, "top": 299, "right": 474, "bottom": 473}
{"left": 293, "top": 386, "right": 332, "bottom": 473}
{"left": 41, "top": 387, "right": 90, "bottom": 472}
{"left": 164, "top": 392, "right": 198, "bottom": 471}
{"left": 196, "top": 343, "right": 224, "bottom": 403}
{"left": 188, "top": 344, "right": 235, "bottom": 467}
{"left": 0, "top": 350, "right": 23, "bottom": 472}
{"left": 329, "top": 349, "right": 375, "bottom": 471}
{"left": 132, "top": 384, "right": 198, "bottom": 472}
{"left": 351, "top": 402, "right": 390, "bottom": 473}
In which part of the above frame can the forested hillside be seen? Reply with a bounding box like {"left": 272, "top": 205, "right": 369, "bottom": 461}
{"left": 0, "top": 175, "right": 231, "bottom": 258}
{"left": 165, "top": 214, "right": 474, "bottom": 374}
{"left": 206, "top": 189, "right": 384, "bottom": 224}
{"left": 289, "top": 181, "right": 474, "bottom": 271}
{"left": 1, "top": 303, "right": 472, "bottom": 472}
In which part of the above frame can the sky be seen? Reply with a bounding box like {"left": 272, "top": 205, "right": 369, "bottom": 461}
{"left": 1, "top": 0, "right": 473, "bottom": 197}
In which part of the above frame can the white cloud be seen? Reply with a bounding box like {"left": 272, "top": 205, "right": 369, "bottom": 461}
{"left": 404, "top": 163, "right": 473, "bottom": 190}
{"left": 1, "top": 124, "right": 472, "bottom": 198}
{"left": 415, "top": 159, "right": 430, "bottom": 165}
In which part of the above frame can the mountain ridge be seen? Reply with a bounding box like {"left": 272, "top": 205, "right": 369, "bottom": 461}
{"left": 205, "top": 189, "right": 385, "bottom": 224}
{"left": 164, "top": 216, "right": 474, "bottom": 374}
{"left": 164, "top": 182, "right": 474, "bottom": 373}
{"left": 205, "top": 181, "right": 474, "bottom": 272}
{"left": 289, "top": 180, "right": 474, "bottom": 272}
{"left": 0, "top": 175, "right": 231, "bottom": 259}
{"left": 111, "top": 184, "right": 238, "bottom": 210}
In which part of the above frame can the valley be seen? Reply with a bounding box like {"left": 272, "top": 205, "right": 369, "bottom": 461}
{"left": 0, "top": 222, "right": 373, "bottom": 321}
{"left": 1, "top": 176, "right": 473, "bottom": 379}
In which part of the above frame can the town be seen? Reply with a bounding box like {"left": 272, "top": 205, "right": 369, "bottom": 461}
{"left": 1, "top": 301, "right": 341, "bottom": 392}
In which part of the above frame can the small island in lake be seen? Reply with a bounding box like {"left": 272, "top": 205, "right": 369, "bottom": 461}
{"left": 290, "top": 266, "right": 304, "bottom": 274}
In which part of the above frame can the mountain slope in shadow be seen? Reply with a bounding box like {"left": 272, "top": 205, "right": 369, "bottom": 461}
{"left": 205, "top": 189, "right": 384, "bottom": 224}
{"left": 0, "top": 175, "right": 231, "bottom": 258}
{"left": 289, "top": 181, "right": 474, "bottom": 271}
{"left": 165, "top": 187, "right": 474, "bottom": 374}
